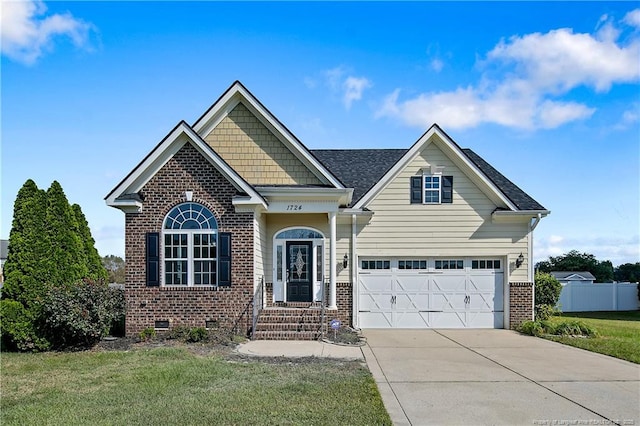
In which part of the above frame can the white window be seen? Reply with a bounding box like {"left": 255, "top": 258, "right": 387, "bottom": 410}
{"left": 398, "top": 260, "right": 428, "bottom": 270}
{"left": 424, "top": 175, "right": 441, "bottom": 204}
{"left": 472, "top": 259, "right": 502, "bottom": 270}
{"left": 163, "top": 203, "right": 217, "bottom": 286}
{"left": 435, "top": 259, "right": 464, "bottom": 270}
{"left": 361, "top": 260, "right": 391, "bottom": 270}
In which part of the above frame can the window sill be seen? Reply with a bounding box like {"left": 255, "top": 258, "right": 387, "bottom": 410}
{"left": 160, "top": 286, "right": 231, "bottom": 291}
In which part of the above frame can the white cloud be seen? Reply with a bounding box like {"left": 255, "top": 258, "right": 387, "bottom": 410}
{"left": 377, "top": 11, "right": 640, "bottom": 130}
{"left": 623, "top": 8, "right": 640, "bottom": 28}
{"left": 537, "top": 100, "right": 595, "bottom": 129}
{"left": 321, "top": 66, "right": 372, "bottom": 109}
{"left": 487, "top": 27, "right": 638, "bottom": 93}
{"left": 1, "top": 0, "right": 95, "bottom": 65}
{"left": 430, "top": 58, "right": 444, "bottom": 72}
{"left": 343, "top": 76, "right": 372, "bottom": 109}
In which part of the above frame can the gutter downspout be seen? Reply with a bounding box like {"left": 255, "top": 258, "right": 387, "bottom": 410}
{"left": 351, "top": 214, "right": 358, "bottom": 328}
{"left": 528, "top": 213, "right": 542, "bottom": 283}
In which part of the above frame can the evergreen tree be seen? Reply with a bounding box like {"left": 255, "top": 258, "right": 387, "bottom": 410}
{"left": 535, "top": 250, "right": 614, "bottom": 283}
{"left": 72, "top": 204, "right": 108, "bottom": 281}
{"left": 1, "top": 180, "right": 49, "bottom": 307}
{"left": 44, "top": 181, "right": 88, "bottom": 286}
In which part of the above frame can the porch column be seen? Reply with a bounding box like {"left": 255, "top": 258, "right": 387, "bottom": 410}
{"left": 329, "top": 211, "right": 337, "bottom": 309}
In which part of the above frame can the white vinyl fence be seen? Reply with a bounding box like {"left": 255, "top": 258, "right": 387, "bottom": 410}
{"left": 557, "top": 282, "right": 639, "bottom": 312}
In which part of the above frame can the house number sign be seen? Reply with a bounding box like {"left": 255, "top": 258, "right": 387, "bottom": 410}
{"left": 286, "top": 204, "right": 303, "bottom": 211}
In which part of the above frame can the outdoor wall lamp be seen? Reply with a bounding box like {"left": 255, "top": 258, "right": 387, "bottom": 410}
{"left": 343, "top": 253, "right": 349, "bottom": 268}
{"left": 515, "top": 252, "right": 524, "bottom": 268}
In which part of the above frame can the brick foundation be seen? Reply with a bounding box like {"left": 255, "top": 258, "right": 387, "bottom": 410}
{"left": 124, "top": 142, "right": 254, "bottom": 337}
{"left": 509, "top": 282, "right": 534, "bottom": 329}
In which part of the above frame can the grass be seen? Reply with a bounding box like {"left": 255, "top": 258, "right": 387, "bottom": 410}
{"left": 1, "top": 347, "right": 391, "bottom": 425}
{"left": 545, "top": 310, "right": 640, "bottom": 364}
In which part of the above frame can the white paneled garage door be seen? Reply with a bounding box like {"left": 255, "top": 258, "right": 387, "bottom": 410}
{"left": 358, "top": 258, "right": 504, "bottom": 328}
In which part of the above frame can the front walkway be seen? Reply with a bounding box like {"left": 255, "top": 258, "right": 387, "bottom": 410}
{"left": 363, "top": 329, "right": 640, "bottom": 426}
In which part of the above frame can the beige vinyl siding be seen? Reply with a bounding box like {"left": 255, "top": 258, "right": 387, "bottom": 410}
{"left": 335, "top": 223, "right": 352, "bottom": 281}
{"left": 205, "top": 103, "right": 323, "bottom": 186}
{"left": 359, "top": 140, "right": 530, "bottom": 280}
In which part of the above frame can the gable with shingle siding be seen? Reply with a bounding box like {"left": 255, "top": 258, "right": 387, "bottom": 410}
{"left": 205, "top": 102, "right": 324, "bottom": 186}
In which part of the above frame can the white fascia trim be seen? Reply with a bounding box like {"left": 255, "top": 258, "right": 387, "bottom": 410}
{"left": 257, "top": 187, "right": 353, "bottom": 205}
{"left": 192, "top": 82, "right": 344, "bottom": 189}
{"left": 108, "top": 199, "right": 143, "bottom": 213}
{"left": 105, "top": 121, "right": 267, "bottom": 210}
{"left": 492, "top": 210, "right": 550, "bottom": 223}
{"left": 354, "top": 125, "right": 519, "bottom": 211}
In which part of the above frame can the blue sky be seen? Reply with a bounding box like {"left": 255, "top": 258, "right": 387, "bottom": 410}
{"left": 2, "top": 1, "right": 639, "bottom": 266}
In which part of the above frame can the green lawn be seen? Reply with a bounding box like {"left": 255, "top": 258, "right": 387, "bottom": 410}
{"left": 1, "top": 347, "right": 391, "bottom": 425}
{"left": 546, "top": 311, "right": 640, "bottom": 364}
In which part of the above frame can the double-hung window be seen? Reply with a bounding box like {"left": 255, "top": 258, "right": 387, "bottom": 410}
{"left": 163, "top": 203, "right": 217, "bottom": 287}
{"left": 410, "top": 171, "right": 453, "bottom": 204}
{"left": 423, "top": 175, "right": 441, "bottom": 204}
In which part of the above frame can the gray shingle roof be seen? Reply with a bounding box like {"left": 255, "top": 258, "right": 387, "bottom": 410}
{"left": 311, "top": 149, "right": 407, "bottom": 205}
{"left": 462, "top": 149, "right": 546, "bottom": 211}
{"left": 311, "top": 148, "right": 545, "bottom": 211}
{"left": 551, "top": 271, "right": 596, "bottom": 281}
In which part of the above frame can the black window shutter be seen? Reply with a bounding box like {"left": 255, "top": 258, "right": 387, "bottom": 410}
{"left": 218, "top": 232, "right": 232, "bottom": 287}
{"left": 442, "top": 176, "right": 453, "bottom": 203}
{"left": 146, "top": 232, "right": 160, "bottom": 287}
{"left": 410, "top": 176, "right": 423, "bottom": 204}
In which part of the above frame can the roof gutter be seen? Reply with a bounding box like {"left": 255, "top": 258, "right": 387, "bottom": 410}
{"left": 492, "top": 209, "right": 550, "bottom": 223}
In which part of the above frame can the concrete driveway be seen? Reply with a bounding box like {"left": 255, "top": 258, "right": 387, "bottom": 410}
{"left": 362, "top": 329, "right": 640, "bottom": 426}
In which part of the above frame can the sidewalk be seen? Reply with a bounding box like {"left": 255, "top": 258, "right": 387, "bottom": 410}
{"left": 236, "top": 340, "right": 365, "bottom": 361}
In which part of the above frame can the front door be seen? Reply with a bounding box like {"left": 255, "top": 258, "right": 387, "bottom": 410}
{"left": 286, "top": 241, "right": 313, "bottom": 302}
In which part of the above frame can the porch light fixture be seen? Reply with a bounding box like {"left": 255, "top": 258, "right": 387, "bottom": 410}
{"left": 515, "top": 252, "right": 524, "bottom": 268}
{"left": 343, "top": 253, "right": 348, "bottom": 268}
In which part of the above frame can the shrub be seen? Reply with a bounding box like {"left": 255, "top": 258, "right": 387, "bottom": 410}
{"left": 553, "top": 320, "right": 597, "bottom": 337}
{"left": 534, "top": 303, "right": 558, "bottom": 321}
{"left": 187, "top": 327, "right": 208, "bottom": 343}
{"left": 517, "top": 320, "right": 555, "bottom": 337}
{"left": 139, "top": 328, "right": 156, "bottom": 341}
{"left": 39, "top": 280, "right": 122, "bottom": 349}
{"left": 166, "top": 324, "right": 191, "bottom": 341}
{"left": 534, "top": 272, "right": 562, "bottom": 320}
{"left": 518, "top": 318, "right": 596, "bottom": 338}
{"left": 0, "top": 300, "right": 49, "bottom": 352}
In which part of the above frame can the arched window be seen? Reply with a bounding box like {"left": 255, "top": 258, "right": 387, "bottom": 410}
{"left": 163, "top": 203, "right": 218, "bottom": 286}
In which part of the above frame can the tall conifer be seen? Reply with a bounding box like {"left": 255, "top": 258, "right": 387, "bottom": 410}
{"left": 72, "top": 203, "right": 108, "bottom": 280}
{"left": 2, "top": 180, "right": 49, "bottom": 307}
{"left": 44, "top": 181, "right": 88, "bottom": 286}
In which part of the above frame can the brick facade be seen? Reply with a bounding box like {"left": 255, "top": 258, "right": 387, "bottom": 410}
{"left": 509, "top": 282, "right": 534, "bottom": 329}
{"left": 124, "top": 142, "right": 254, "bottom": 337}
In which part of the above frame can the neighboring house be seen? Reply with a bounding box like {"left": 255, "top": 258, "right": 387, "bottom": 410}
{"left": 0, "top": 239, "right": 7, "bottom": 286}
{"left": 551, "top": 271, "right": 596, "bottom": 286}
{"left": 106, "top": 81, "right": 549, "bottom": 339}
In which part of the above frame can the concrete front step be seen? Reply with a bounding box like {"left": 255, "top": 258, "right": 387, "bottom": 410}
{"left": 254, "top": 307, "right": 327, "bottom": 340}
{"left": 257, "top": 314, "right": 323, "bottom": 323}
{"left": 252, "top": 330, "right": 321, "bottom": 341}
{"left": 254, "top": 322, "right": 322, "bottom": 332}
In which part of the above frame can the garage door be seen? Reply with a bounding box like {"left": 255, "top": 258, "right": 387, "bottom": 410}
{"left": 358, "top": 258, "right": 504, "bottom": 328}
